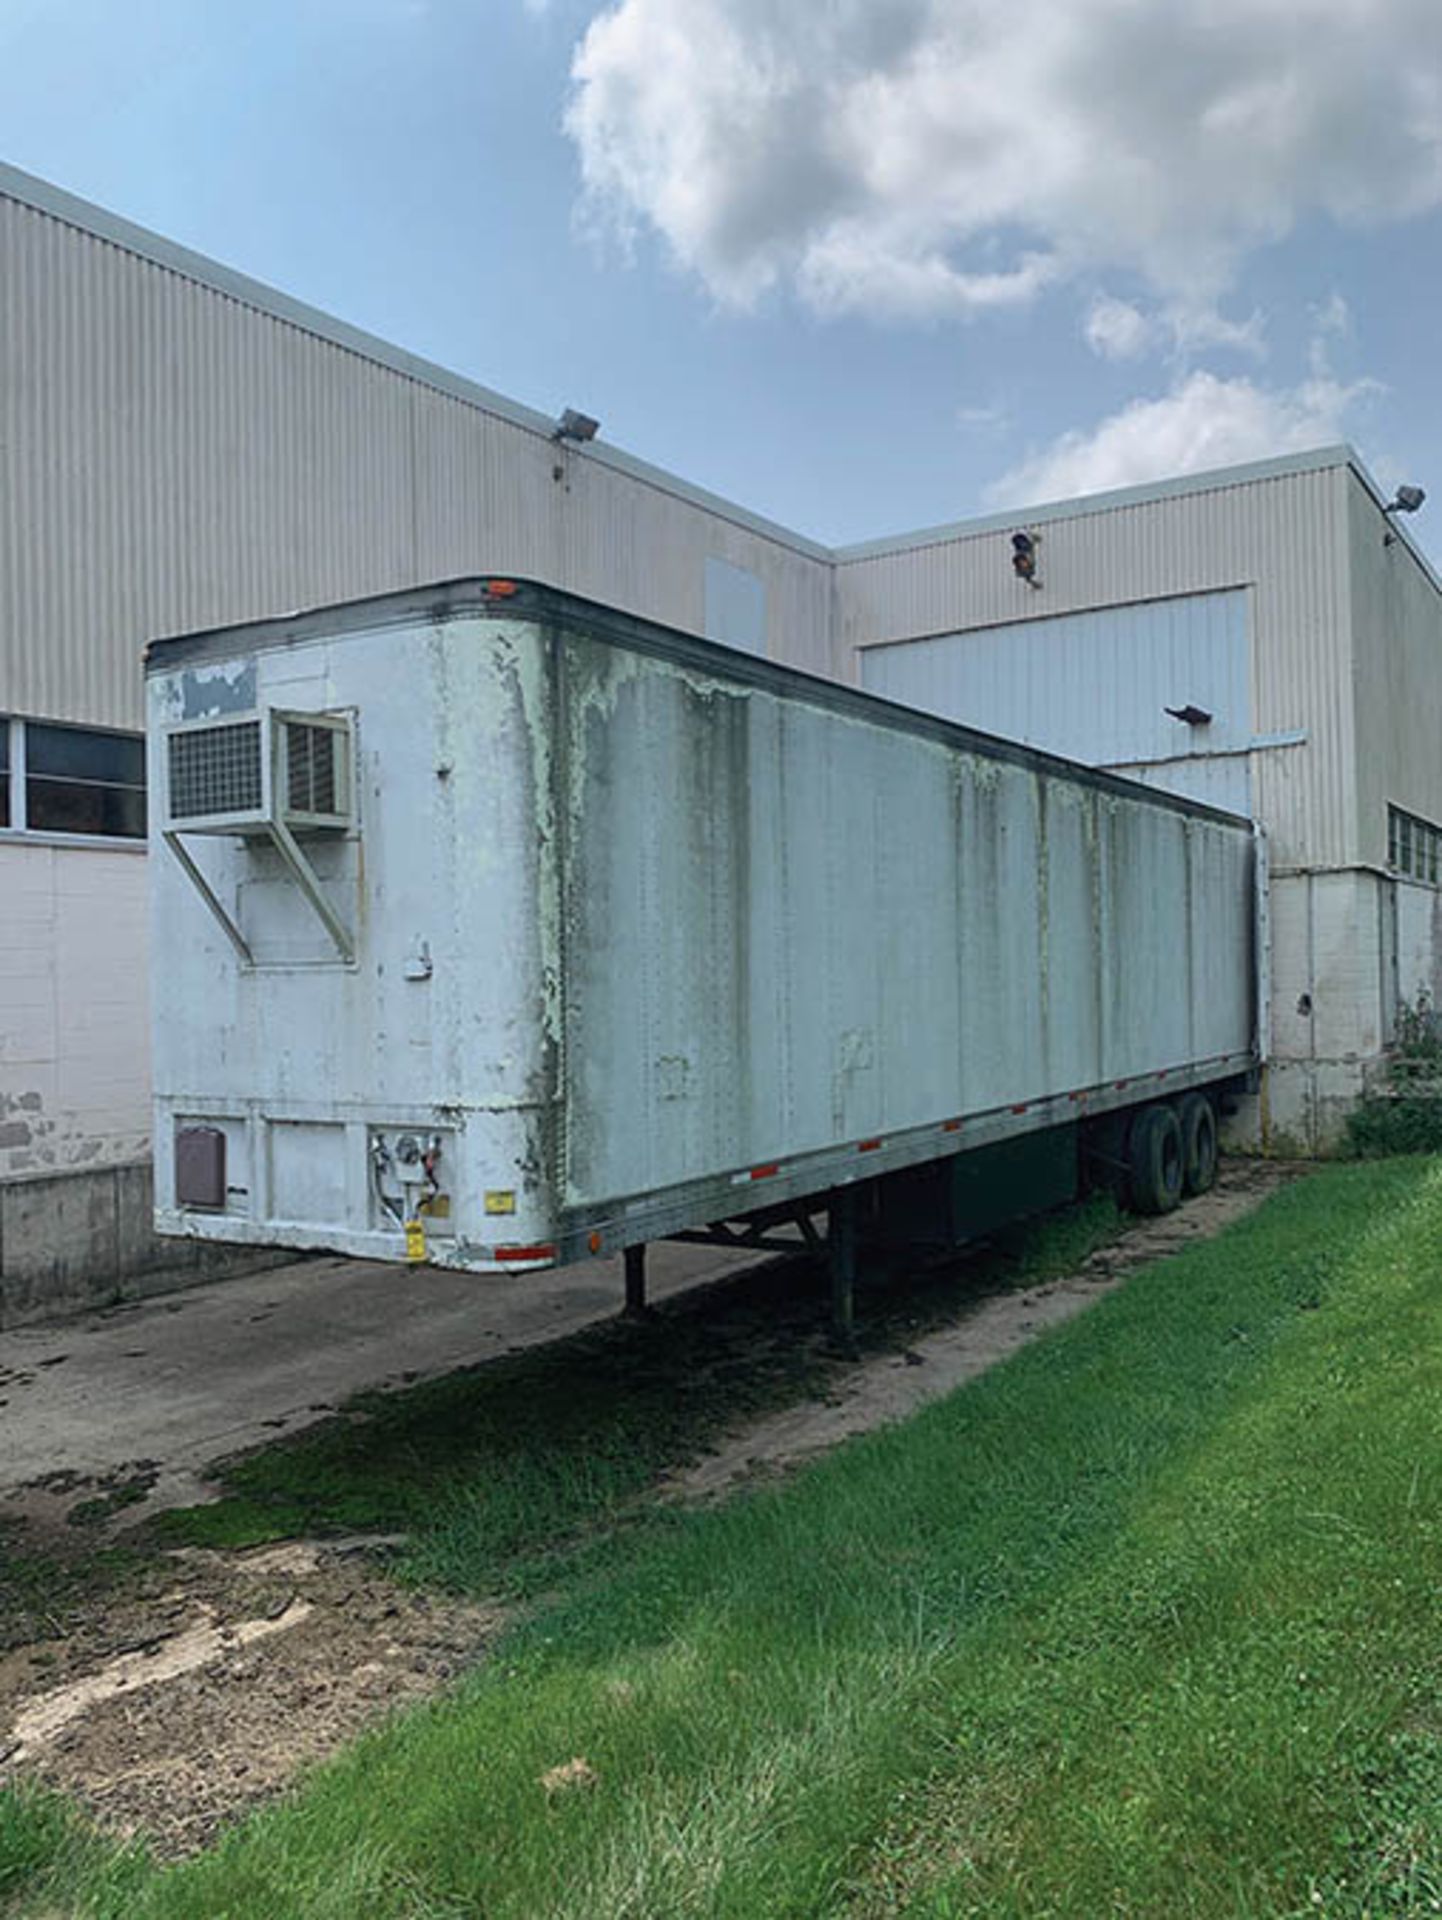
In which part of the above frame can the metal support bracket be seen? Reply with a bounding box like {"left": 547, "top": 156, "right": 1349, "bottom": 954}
{"left": 164, "top": 820, "right": 356, "bottom": 968}
{"left": 667, "top": 1202, "right": 826, "bottom": 1257}
{"left": 267, "top": 815, "right": 356, "bottom": 964}
{"left": 163, "top": 830, "right": 254, "bottom": 966}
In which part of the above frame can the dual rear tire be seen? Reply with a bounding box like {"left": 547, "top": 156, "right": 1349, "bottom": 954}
{"left": 1127, "top": 1093, "right": 1217, "bottom": 1215}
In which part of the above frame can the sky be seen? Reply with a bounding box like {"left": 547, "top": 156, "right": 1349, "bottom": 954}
{"left": 1, "top": 0, "right": 1440, "bottom": 553}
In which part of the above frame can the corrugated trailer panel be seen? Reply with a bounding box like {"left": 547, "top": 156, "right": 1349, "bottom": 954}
{"left": 562, "top": 648, "right": 1254, "bottom": 1213}
{"left": 147, "top": 580, "right": 1255, "bottom": 1273}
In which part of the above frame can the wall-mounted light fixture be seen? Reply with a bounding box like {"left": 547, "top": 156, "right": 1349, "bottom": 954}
{"left": 1164, "top": 704, "right": 1213, "bottom": 727}
{"left": 1011, "top": 529, "right": 1042, "bottom": 589}
{"left": 1383, "top": 483, "right": 1425, "bottom": 546}
{"left": 552, "top": 408, "right": 600, "bottom": 444}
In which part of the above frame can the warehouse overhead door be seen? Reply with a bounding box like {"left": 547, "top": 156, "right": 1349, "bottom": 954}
{"left": 859, "top": 589, "right": 1253, "bottom": 815}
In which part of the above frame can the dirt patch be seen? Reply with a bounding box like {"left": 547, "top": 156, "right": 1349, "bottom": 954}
{"left": 666, "top": 1158, "right": 1305, "bottom": 1502}
{"left": 0, "top": 1537, "right": 499, "bottom": 1857}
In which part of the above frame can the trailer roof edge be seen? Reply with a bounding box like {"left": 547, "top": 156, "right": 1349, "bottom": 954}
{"left": 146, "top": 574, "right": 1255, "bottom": 832}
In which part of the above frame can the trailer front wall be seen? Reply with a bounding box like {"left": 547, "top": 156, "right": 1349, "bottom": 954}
{"left": 558, "top": 634, "right": 1254, "bottom": 1211}
{"left": 148, "top": 613, "right": 562, "bottom": 1259}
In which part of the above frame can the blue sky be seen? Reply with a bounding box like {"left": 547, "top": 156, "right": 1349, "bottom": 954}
{"left": 2, "top": 0, "right": 1439, "bottom": 552}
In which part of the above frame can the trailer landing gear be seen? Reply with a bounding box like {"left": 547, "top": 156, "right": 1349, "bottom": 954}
{"left": 650, "top": 1189, "right": 862, "bottom": 1354}
{"left": 828, "top": 1185, "right": 860, "bottom": 1360}
{"left": 623, "top": 1244, "right": 651, "bottom": 1319}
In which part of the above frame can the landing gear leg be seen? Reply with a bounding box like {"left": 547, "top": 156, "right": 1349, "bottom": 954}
{"left": 624, "top": 1243, "right": 650, "bottom": 1319}
{"left": 829, "top": 1187, "right": 859, "bottom": 1359}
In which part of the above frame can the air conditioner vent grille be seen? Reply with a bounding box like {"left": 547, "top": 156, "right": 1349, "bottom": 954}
{"left": 285, "top": 721, "right": 339, "bottom": 818}
{"left": 168, "top": 721, "right": 263, "bottom": 819}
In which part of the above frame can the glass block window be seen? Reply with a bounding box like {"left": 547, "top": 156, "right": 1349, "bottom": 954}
{"left": 25, "top": 722, "right": 146, "bottom": 839}
{"left": 1388, "top": 805, "right": 1442, "bottom": 885}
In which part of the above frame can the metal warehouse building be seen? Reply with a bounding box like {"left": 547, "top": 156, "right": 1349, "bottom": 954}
{"left": 839, "top": 457, "right": 1442, "bottom": 1153}
{"left": 3, "top": 158, "right": 1440, "bottom": 1307}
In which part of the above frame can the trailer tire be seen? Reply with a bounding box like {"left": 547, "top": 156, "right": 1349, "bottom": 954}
{"left": 1128, "top": 1103, "right": 1184, "bottom": 1215}
{"left": 1179, "top": 1092, "right": 1218, "bottom": 1196}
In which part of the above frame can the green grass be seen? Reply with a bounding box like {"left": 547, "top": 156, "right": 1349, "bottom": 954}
{"left": 149, "top": 1194, "right": 1122, "bottom": 1596}
{"left": 0, "top": 1526, "right": 147, "bottom": 1660}
{"left": 10, "top": 1163, "right": 1442, "bottom": 1916}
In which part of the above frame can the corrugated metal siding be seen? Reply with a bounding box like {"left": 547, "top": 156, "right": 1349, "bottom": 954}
{"left": 1348, "top": 469, "right": 1442, "bottom": 869}
{"left": 860, "top": 589, "right": 1250, "bottom": 768}
{"left": 1109, "top": 756, "right": 1251, "bottom": 816}
{"left": 836, "top": 465, "right": 1356, "bottom": 867}
{"left": 0, "top": 190, "right": 832, "bottom": 735}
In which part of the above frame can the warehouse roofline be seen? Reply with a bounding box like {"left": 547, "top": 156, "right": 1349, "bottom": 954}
{"left": 835, "top": 443, "right": 1441, "bottom": 596}
{"left": 0, "top": 159, "right": 832, "bottom": 565}
{"left": 2, "top": 160, "right": 1437, "bottom": 595}
{"left": 833, "top": 446, "right": 1348, "bottom": 558}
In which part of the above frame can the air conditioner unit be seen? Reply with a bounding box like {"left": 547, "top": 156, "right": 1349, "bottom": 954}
{"left": 165, "top": 709, "right": 354, "bottom": 835}
{"left": 162, "top": 708, "right": 357, "bottom": 964}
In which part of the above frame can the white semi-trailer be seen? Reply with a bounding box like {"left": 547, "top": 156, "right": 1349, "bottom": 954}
{"left": 146, "top": 577, "right": 1258, "bottom": 1333}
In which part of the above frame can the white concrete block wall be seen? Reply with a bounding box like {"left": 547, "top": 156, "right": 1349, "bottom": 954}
{"left": 0, "top": 842, "right": 150, "bottom": 1178}
{"left": 1263, "top": 869, "right": 1389, "bottom": 1148}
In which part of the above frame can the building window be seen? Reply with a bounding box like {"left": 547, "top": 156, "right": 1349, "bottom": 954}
{"left": 1388, "top": 805, "right": 1442, "bottom": 885}
{"left": 1, "top": 719, "right": 146, "bottom": 841}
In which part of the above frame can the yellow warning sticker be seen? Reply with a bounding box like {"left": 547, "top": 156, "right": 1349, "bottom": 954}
{"left": 484, "top": 1190, "right": 517, "bottom": 1216}
{"left": 404, "top": 1217, "right": 427, "bottom": 1262}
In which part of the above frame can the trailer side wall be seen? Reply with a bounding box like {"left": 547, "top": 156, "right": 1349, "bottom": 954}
{"left": 557, "top": 632, "right": 1254, "bottom": 1223}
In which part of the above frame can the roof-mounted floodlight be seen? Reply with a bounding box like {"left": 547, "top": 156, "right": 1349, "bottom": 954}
{"left": 1382, "top": 483, "right": 1426, "bottom": 546}
{"left": 1384, "top": 485, "right": 1426, "bottom": 515}
{"left": 553, "top": 408, "right": 600, "bottom": 444}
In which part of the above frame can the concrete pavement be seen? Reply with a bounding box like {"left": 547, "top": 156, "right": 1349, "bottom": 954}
{"left": 0, "top": 1242, "right": 770, "bottom": 1513}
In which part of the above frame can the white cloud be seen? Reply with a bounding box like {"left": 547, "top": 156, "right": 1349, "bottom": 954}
{"left": 985, "top": 369, "right": 1381, "bottom": 508}
{"left": 1083, "top": 294, "right": 1267, "bottom": 363}
{"left": 566, "top": 0, "right": 1442, "bottom": 321}
{"left": 1168, "top": 305, "right": 1267, "bottom": 359}
{"left": 1314, "top": 291, "right": 1353, "bottom": 340}
{"left": 956, "top": 401, "right": 1008, "bottom": 432}
{"left": 1084, "top": 297, "right": 1155, "bottom": 362}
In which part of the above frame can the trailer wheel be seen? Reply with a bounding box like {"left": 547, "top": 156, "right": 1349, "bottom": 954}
{"left": 1128, "top": 1103, "right": 1184, "bottom": 1215}
{"left": 1179, "top": 1092, "right": 1218, "bottom": 1196}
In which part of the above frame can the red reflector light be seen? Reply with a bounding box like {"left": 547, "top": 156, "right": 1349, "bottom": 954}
{"left": 857, "top": 1138, "right": 882, "bottom": 1153}
{"left": 495, "top": 1243, "right": 555, "bottom": 1263}
{"left": 942, "top": 1119, "right": 963, "bottom": 1133}
{"left": 485, "top": 579, "right": 519, "bottom": 597}
{"left": 749, "top": 1163, "right": 779, "bottom": 1181}
{"left": 1010, "top": 1103, "right": 1028, "bottom": 1115}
